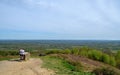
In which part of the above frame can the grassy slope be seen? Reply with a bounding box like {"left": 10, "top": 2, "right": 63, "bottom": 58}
{"left": 41, "top": 55, "right": 94, "bottom": 75}
{"left": 53, "top": 54, "right": 120, "bottom": 74}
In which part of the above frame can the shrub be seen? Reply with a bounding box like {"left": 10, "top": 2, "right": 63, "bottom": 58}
{"left": 79, "top": 50, "right": 89, "bottom": 57}
{"left": 71, "top": 48, "right": 79, "bottom": 55}
{"left": 88, "top": 50, "right": 102, "bottom": 61}
{"left": 115, "top": 51, "right": 120, "bottom": 59}
{"left": 109, "top": 56, "right": 116, "bottom": 66}
{"left": 46, "top": 50, "right": 60, "bottom": 54}
{"left": 0, "top": 50, "right": 19, "bottom": 56}
{"left": 93, "top": 68, "right": 118, "bottom": 75}
{"left": 101, "top": 54, "right": 110, "bottom": 64}
{"left": 9, "top": 51, "right": 19, "bottom": 55}
{"left": 115, "top": 50, "right": 120, "bottom": 68}
{"left": 116, "top": 60, "right": 120, "bottom": 69}
{"left": 63, "top": 49, "right": 71, "bottom": 54}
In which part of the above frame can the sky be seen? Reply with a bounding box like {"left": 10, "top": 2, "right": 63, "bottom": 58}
{"left": 0, "top": 0, "right": 120, "bottom": 40}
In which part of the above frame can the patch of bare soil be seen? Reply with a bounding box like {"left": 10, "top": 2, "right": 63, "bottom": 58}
{"left": 0, "top": 58, "right": 54, "bottom": 75}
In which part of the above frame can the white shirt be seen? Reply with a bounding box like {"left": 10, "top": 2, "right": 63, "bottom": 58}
{"left": 19, "top": 49, "right": 25, "bottom": 55}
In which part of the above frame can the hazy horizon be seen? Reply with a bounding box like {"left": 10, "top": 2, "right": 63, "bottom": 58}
{"left": 1, "top": 0, "right": 120, "bottom": 40}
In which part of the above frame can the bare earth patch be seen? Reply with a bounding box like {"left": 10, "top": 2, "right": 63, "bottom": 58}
{"left": 0, "top": 58, "right": 54, "bottom": 75}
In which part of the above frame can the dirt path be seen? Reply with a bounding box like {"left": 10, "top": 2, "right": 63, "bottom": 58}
{"left": 0, "top": 58, "right": 54, "bottom": 75}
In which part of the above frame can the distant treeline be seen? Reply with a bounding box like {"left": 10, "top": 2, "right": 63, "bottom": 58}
{"left": 0, "top": 40, "right": 120, "bottom": 50}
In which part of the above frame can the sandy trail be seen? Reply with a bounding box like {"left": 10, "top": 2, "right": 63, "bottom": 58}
{"left": 0, "top": 58, "right": 54, "bottom": 75}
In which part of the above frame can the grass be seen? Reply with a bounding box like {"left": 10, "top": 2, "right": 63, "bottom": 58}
{"left": 41, "top": 55, "right": 94, "bottom": 75}
{"left": 0, "top": 57, "right": 12, "bottom": 61}
{"left": 0, "top": 56, "right": 19, "bottom": 61}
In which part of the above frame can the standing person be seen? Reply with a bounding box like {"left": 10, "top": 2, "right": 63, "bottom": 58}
{"left": 19, "top": 49, "right": 25, "bottom": 60}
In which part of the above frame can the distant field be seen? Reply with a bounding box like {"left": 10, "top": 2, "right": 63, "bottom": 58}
{"left": 0, "top": 40, "right": 120, "bottom": 51}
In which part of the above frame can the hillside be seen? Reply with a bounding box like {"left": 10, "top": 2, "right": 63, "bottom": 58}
{"left": 41, "top": 54, "right": 120, "bottom": 75}
{"left": 52, "top": 54, "right": 120, "bottom": 72}
{"left": 0, "top": 55, "right": 120, "bottom": 75}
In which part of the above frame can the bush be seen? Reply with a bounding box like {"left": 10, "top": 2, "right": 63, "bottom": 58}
{"left": 116, "top": 60, "right": 120, "bottom": 69}
{"left": 71, "top": 48, "right": 80, "bottom": 55}
{"left": 63, "top": 49, "right": 71, "bottom": 54}
{"left": 93, "top": 68, "right": 118, "bottom": 75}
{"left": 46, "top": 50, "right": 60, "bottom": 54}
{"left": 0, "top": 50, "right": 19, "bottom": 56}
{"left": 115, "top": 51, "right": 120, "bottom": 59}
{"left": 88, "top": 50, "right": 102, "bottom": 61}
{"left": 39, "top": 53, "right": 46, "bottom": 56}
{"left": 115, "top": 50, "right": 120, "bottom": 68}
{"left": 101, "top": 54, "right": 110, "bottom": 64}
{"left": 109, "top": 56, "right": 116, "bottom": 66}
{"left": 9, "top": 51, "right": 19, "bottom": 55}
{"left": 79, "top": 50, "right": 89, "bottom": 57}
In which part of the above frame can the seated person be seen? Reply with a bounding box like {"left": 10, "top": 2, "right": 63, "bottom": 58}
{"left": 19, "top": 49, "right": 25, "bottom": 60}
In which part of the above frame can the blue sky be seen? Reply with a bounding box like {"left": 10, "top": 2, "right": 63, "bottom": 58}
{"left": 0, "top": 0, "right": 120, "bottom": 40}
